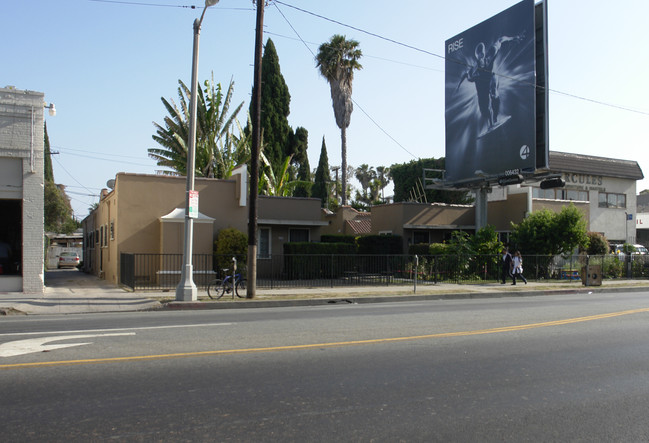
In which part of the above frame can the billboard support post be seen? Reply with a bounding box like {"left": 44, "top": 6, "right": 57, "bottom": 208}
{"left": 475, "top": 187, "right": 488, "bottom": 230}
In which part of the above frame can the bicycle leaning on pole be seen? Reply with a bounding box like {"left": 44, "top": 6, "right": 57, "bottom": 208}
{"left": 207, "top": 257, "right": 246, "bottom": 300}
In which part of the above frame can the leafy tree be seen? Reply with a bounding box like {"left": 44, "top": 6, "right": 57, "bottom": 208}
{"left": 316, "top": 34, "right": 363, "bottom": 206}
{"left": 150, "top": 76, "right": 244, "bottom": 178}
{"left": 510, "top": 204, "right": 589, "bottom": 256}
{"left": 312, "top": 137, "right": 331, "bottom": 207}
{"left": 471, "top": 225, "right": 504, "bottom": 256}
{"left": 584, "top": 231, "right": 609, "bottom": 255}
{"left": 44, "top": 182, "right": 77, "bottom": 234}
{"left": 43, "top": 124, "right": 78, "bottom": 234}
{"left": 391, "top": 158, "right": 471, "bottom": 204}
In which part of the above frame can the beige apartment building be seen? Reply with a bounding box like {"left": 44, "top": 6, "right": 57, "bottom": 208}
{"left": 82, "top": 167, "right": 326, "bottom": 287}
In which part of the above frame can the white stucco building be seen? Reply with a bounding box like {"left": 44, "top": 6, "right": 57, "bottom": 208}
{"left": 0, "top": 87, "right": 48, "bottom": 293}
{"left": 491, "top": 151, "right": 644, "bottom": 244}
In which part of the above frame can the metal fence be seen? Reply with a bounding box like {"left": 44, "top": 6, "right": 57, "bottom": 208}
{"left": 120, "top": 253, "right": 216, "bottom": 291}
{"left": 120, "top": 252, "right": 649, "bottom": 291}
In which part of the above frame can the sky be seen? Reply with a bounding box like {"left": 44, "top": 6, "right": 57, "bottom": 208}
{"left": 4, "top": 0, "right": 649, "bottom": 220}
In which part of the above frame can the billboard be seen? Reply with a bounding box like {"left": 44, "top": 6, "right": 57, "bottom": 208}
{"left": 445, "top": 0, "right": 538, "bottom": 184}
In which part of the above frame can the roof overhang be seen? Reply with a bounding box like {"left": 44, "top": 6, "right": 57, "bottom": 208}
{"left": 160, "top": 208, "right": 214, "bottom": 224}
{"left": 258, "top": 219, "right": 328, "bottom": 227}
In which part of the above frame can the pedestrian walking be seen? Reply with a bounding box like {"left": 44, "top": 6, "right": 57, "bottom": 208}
{"left": 501, "top": 247, "right": 512, "bottom": 284}
{"left": 511, "top": 250, "right": 527, "bottom": 285}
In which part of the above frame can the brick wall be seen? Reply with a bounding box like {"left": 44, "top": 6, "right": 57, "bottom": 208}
{"left": 0, "top": 87, "right": 45, "bottom": 293}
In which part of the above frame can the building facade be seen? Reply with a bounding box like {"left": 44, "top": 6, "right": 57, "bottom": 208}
{"left": 0, "top": 87, "right": 47, "bottom": 293}
{"left": 494, "top": 151, "right": 643, "bottom": 244}
{"left": 82, "top": 170, "right": 327, "bottom": 287}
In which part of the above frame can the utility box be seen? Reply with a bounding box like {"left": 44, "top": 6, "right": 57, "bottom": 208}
{"left": 581, "top": 265, "right": 602, "bottom": 286}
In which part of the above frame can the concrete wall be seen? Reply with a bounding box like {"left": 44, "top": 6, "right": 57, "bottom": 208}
{"left": 0, "top": 88, "right": 45, "bottom": 293}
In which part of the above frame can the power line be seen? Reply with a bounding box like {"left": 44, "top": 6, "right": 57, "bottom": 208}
{"left": 275, "top": 1, "right": 649, "bottom": 118}
{"left": 52, "top": 156, "right": 97, "bottom": 196}
{"left": 88, "top": 0, "right": 253, "bottom": 11}
{"left": 274, "top": 1, "right": 420, "bottom": 160}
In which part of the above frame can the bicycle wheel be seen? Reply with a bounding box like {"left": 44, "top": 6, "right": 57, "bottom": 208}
{"left": 207, "top": 279, "right": 222, "bottom": 299}
{"left": 235, "top": 279, "right": 246, "bottom": 298}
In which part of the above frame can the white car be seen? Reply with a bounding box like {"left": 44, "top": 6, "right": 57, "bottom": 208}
{"left": 58, "top": 251, "right": 80, "bottom": 268}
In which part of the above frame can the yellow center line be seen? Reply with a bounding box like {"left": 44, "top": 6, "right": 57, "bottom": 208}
{"left": 2, "top": 308, "right": 648, "bottom": 370}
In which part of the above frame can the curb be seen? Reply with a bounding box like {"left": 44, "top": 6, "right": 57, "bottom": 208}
{"left": 163, "top": 285, "right": 649, "bottom": 311}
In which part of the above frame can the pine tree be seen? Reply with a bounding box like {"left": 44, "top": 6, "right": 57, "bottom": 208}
{"left": 312, "top": 137, "right": 331, "bottom": 207}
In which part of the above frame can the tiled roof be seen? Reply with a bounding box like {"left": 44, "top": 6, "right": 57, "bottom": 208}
{"left": 345, "top": 214, "right": 372, "bottom": 235}
{"left": 549, "top": 151, "right": 644, "bottom": 180}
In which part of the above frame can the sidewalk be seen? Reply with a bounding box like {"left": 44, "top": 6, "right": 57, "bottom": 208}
{"left": 1, "top": 269, "right": 649, "bottom": 315}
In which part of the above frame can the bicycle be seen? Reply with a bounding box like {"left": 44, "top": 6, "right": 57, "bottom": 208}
{"left": 207, "top": 268, "right": 247, "bottom": 299}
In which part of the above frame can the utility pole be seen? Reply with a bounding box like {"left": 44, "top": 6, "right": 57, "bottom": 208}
{"left": 247, "top": 0, "right": 264, "bottom": 298}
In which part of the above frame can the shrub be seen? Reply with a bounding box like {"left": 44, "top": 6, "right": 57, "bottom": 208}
{"left": 584, "top": 232, "right": 608, "bottom": 255}
{"left": 321, "top": 234, "right": 356, "bottom": 244}
{"left": 357, "top": 235, "right": 403, "bottom": 255}
{"left": 214, "top": 228, "right": 248, "bottom": 271}
{"left": 408, "top": 244, "right": 430, "bottom": 256}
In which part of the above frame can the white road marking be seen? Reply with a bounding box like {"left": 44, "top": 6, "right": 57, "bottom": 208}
{"left": 0, "top": 322, "right": 233, "bottom": 337}
{"left": 0, "top": 333, "right": 135, "bottom": 357}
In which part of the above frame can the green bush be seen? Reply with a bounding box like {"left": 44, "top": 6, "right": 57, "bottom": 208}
{"left": 214, "top": 228, "right": 248, "bottom": 271}
{"left": 283, "top": 242, "right": 356, "bottom": 279}
{"left": 429, "top": 243, "right": 447, "bottom": 255}
{"left": 357, "top": 235, "right": 403, "bottom": 254}
{"left": 321, "top": 234, "right": 356, "bottom": 244}
{"left": 408, "top": 244, "right": 430, "bottom": 255}
{"left": 585, "top": 232, "right": 609, "bottom": 255}
{"left": 284, "top": 242, "right": 356, "bottom": 255}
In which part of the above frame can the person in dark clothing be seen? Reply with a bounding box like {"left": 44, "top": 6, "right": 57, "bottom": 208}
{"left": 501, "top": 247, "right": 512, "bottom": 284}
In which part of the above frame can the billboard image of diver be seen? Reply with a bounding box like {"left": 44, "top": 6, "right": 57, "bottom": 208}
{"left": 445, "top": 0, "right": 536, "bottom": 183}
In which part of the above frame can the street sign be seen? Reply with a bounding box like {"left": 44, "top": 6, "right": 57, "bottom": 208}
{"left": 188, "top": 190, "right": 199, "bottom": 219}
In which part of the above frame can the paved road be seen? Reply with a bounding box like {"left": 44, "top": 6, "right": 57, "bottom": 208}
{"left": 2, "top": 290, "right": 649, "bottom": 441}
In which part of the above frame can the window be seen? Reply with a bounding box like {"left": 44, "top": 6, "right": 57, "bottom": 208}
{"left": 110, "top": 221, "right": 115, "bottom": 241}
{"left": 289, "top": 228, "right": 309, "bottom": 243}
{"left": 533, "top": 188, "right": 588, "bottom": 201}
{"left": 258, "top": 227, "right": 271, "bottom": 259}
{"left": 599, "top": 192, "right": 626, "bottom": 209}
{"left": 412, "top": 231, "right": 430, "bottom": 244}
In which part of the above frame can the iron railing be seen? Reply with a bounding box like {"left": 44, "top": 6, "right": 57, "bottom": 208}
{"left": 119, "top": 253, "right": 649, "bottom": 291}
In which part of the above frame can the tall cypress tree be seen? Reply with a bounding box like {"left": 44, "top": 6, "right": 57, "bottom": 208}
{"left": 249, "top": 38, "right": 292, "bottom": 174}
{"left": 290, "top": 126, "right": 310, "bottom": 197}
{"left": 312, "top": 137, "right": 331, "bottom": 207}
{"left": 44, "top": 122, "right": 54, "bottom": 182}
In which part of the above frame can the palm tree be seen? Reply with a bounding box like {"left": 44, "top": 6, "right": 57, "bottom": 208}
{"left": 150, "top": 75, "right": 244, "bottom": 178}
{"left": 316, "top": 35, "right": 362, "bottom": 206}
{"left": 355, "top": 163, "right": 376, "bottom": 201}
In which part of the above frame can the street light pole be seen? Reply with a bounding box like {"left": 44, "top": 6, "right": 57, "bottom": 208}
{"left": 176, "top": 0, "right": 219, "bottom": 302}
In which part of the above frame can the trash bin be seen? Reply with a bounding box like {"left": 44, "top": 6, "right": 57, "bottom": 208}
{"left": 581, "top": 265, "right": 602, "bottom": 286}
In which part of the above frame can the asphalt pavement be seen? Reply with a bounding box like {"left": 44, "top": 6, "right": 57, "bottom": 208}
{"left": 1, "top": 268, "right": 649, "bottom": 315}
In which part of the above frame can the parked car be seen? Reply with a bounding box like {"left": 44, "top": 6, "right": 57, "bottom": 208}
{"left": 609, "top": 243, "right": 648, "bottom": 259}
{"left": 58, "top": 251, "right": 80, "bottom": 268}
